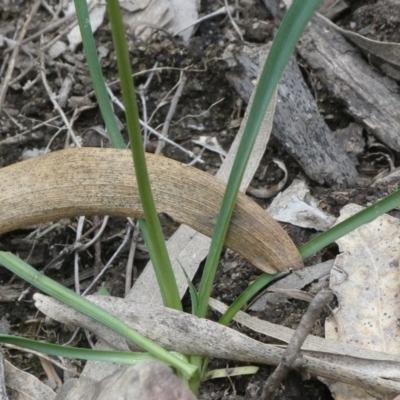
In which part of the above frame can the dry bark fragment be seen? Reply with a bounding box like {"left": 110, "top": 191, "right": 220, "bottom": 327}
{"left": 296, "top": 13, "right": 400, "bottom": 152}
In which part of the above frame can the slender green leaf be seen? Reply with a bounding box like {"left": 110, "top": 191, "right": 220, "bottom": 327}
{"left": 0, "top": 252, "right": 196, "bottom": 379}
{"left": 0, "top": 334, "right": 155, "bottom": 364}
{"left": 73, "top": 0, "right": 125, "bottom": 149}
{"left": 299, "top": 188, "right": 400, "bottom": 259}
{"left": 105, "top": 0, "right": 182, "bottom": 311}
{"left": 196, "top": 0, "right": 323, "bottom": 318}
{"left": 178, "top": 261, "right": 199, "bottom": 315}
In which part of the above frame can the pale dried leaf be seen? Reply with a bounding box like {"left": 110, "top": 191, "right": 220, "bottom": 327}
{"left": 96, "top": 362, "right": 196, "bottom": 400}
{"left": 318, "top": 0, "right": 348, "bottom": 20}
{"left": 325, "top": 203, "right": 400, "bottom": 399}
{"left": 4, "top": 360, "right": 55, "bottom": 400}
{"left": 119, "top": 0, "right": 150, "bottom": 13}
{"left": 48, "top": 41, "right": 67, "bottom": 59}
{"left": 267, "top": 179, "right": 336, "bottom": 231}
{"left": 167, "top": 0, "right": 199, "bottom": 42}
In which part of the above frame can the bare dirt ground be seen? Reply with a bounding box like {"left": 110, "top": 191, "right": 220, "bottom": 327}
{"left": 0, "top": 0, "right": 399, "bottom": 399}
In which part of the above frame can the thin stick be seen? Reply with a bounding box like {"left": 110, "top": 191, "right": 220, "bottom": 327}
{"left": 39, "top": 42, "right": 81, "bottom": 148}
{"left": 93, "top": 216, "right": 103, "bottom": 277}
{"left": 107, "top": 87, "right": 199, "bottom": 160}
{"left": 173, "top": 6, "right": 232, "bottom": 37}
{"left": 137, "top": 62, "right": 158, "bottom": 147}
{"left": 74, "top": 217, "right": 86, "bottom": 294}
{"left": 2, "top": 343, "right": 79, "bottom": 376}
{"left": 82, "top": 225, "right": 132, "bottom": 296}
{"left": 3, "top": 1, "right": 98, "bottom": 52}
{"left": 223, "top": 0, "right": 243, "bottom": 41}
{"left": 125, "top": 221, "right": 140, "bottom": 296}
{"left": 155, "top": 74, "right": 187, "bottom": 155}
{"left": 0, "top": 0, "right": 41, "bottom": 110}
{"left": 261, "top": 289, "right": 333, "bottom": 399}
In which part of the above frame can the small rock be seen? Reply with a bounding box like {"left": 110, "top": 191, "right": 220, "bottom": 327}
{"left": 94, "top": 360, "right": 198, "bottom": 400}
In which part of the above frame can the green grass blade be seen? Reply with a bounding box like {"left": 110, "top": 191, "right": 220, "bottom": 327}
{"left": 73, "top": 0, "right": 125, "bottom": 149}
{"left": 0, "top": 334, "right": 155, "bottom": 364}
{"left": 196, "top": 0, "right": 323, "bottom": 318}
{"left": 178, "top": 261, "right": 199, "bottom": 315}
{"left": 299, "top": 188, "right": 400, "bottom": 259}
{"left": 105, "top": 0, "right": 182, "bottom": 311}
{"left": 0, "top": 252, "right": 196, "bottom": 379}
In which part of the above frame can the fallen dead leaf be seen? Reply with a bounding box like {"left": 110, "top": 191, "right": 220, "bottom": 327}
{"left": 4, "top": 359, "right": 55, "bottom": 400}
{"left": 267, "top": 179, "right": 336, "bottom": 231}
{"left": 0, "top": 148, "right": 302, "bottom": 274}
{"left": 325, "top": 203, "right": 400, "bottom": 399}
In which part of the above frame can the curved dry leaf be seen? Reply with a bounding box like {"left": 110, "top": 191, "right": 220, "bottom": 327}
{"left": 4, "top": 360, "right": 55, "bottom": 400}
{"left": 0, "top": 148, "right": 302, "bottom": 273}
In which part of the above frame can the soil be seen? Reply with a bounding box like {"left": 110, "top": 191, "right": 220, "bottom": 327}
{"left": 0, "top": 0, "right": 398, "bottom": 399}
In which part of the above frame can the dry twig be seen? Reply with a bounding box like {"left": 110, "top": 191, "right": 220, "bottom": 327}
{"left": 261, "top": 289, "right": 333, "bottom": 399}
{"left": 0, "top": 0, "right": 41, "bottom": 110}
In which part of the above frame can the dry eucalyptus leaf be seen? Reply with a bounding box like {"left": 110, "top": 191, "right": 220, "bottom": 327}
{"left": 122, "top": 0, "right": 198, "bottom": 42}
{"left": 123, "top": 0, "right": 173, "bottom": 41}
{"left": 4, "top": 360, "right": 55, "bottom": 400}
{"left": 168, "top": 0, "right": 199, "bottom": 42}
{"left": 325, "top": 203, "right": 400, "bottom": 399}
{"left": 0, "top": 148, "right": 302, "bottom": 274}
